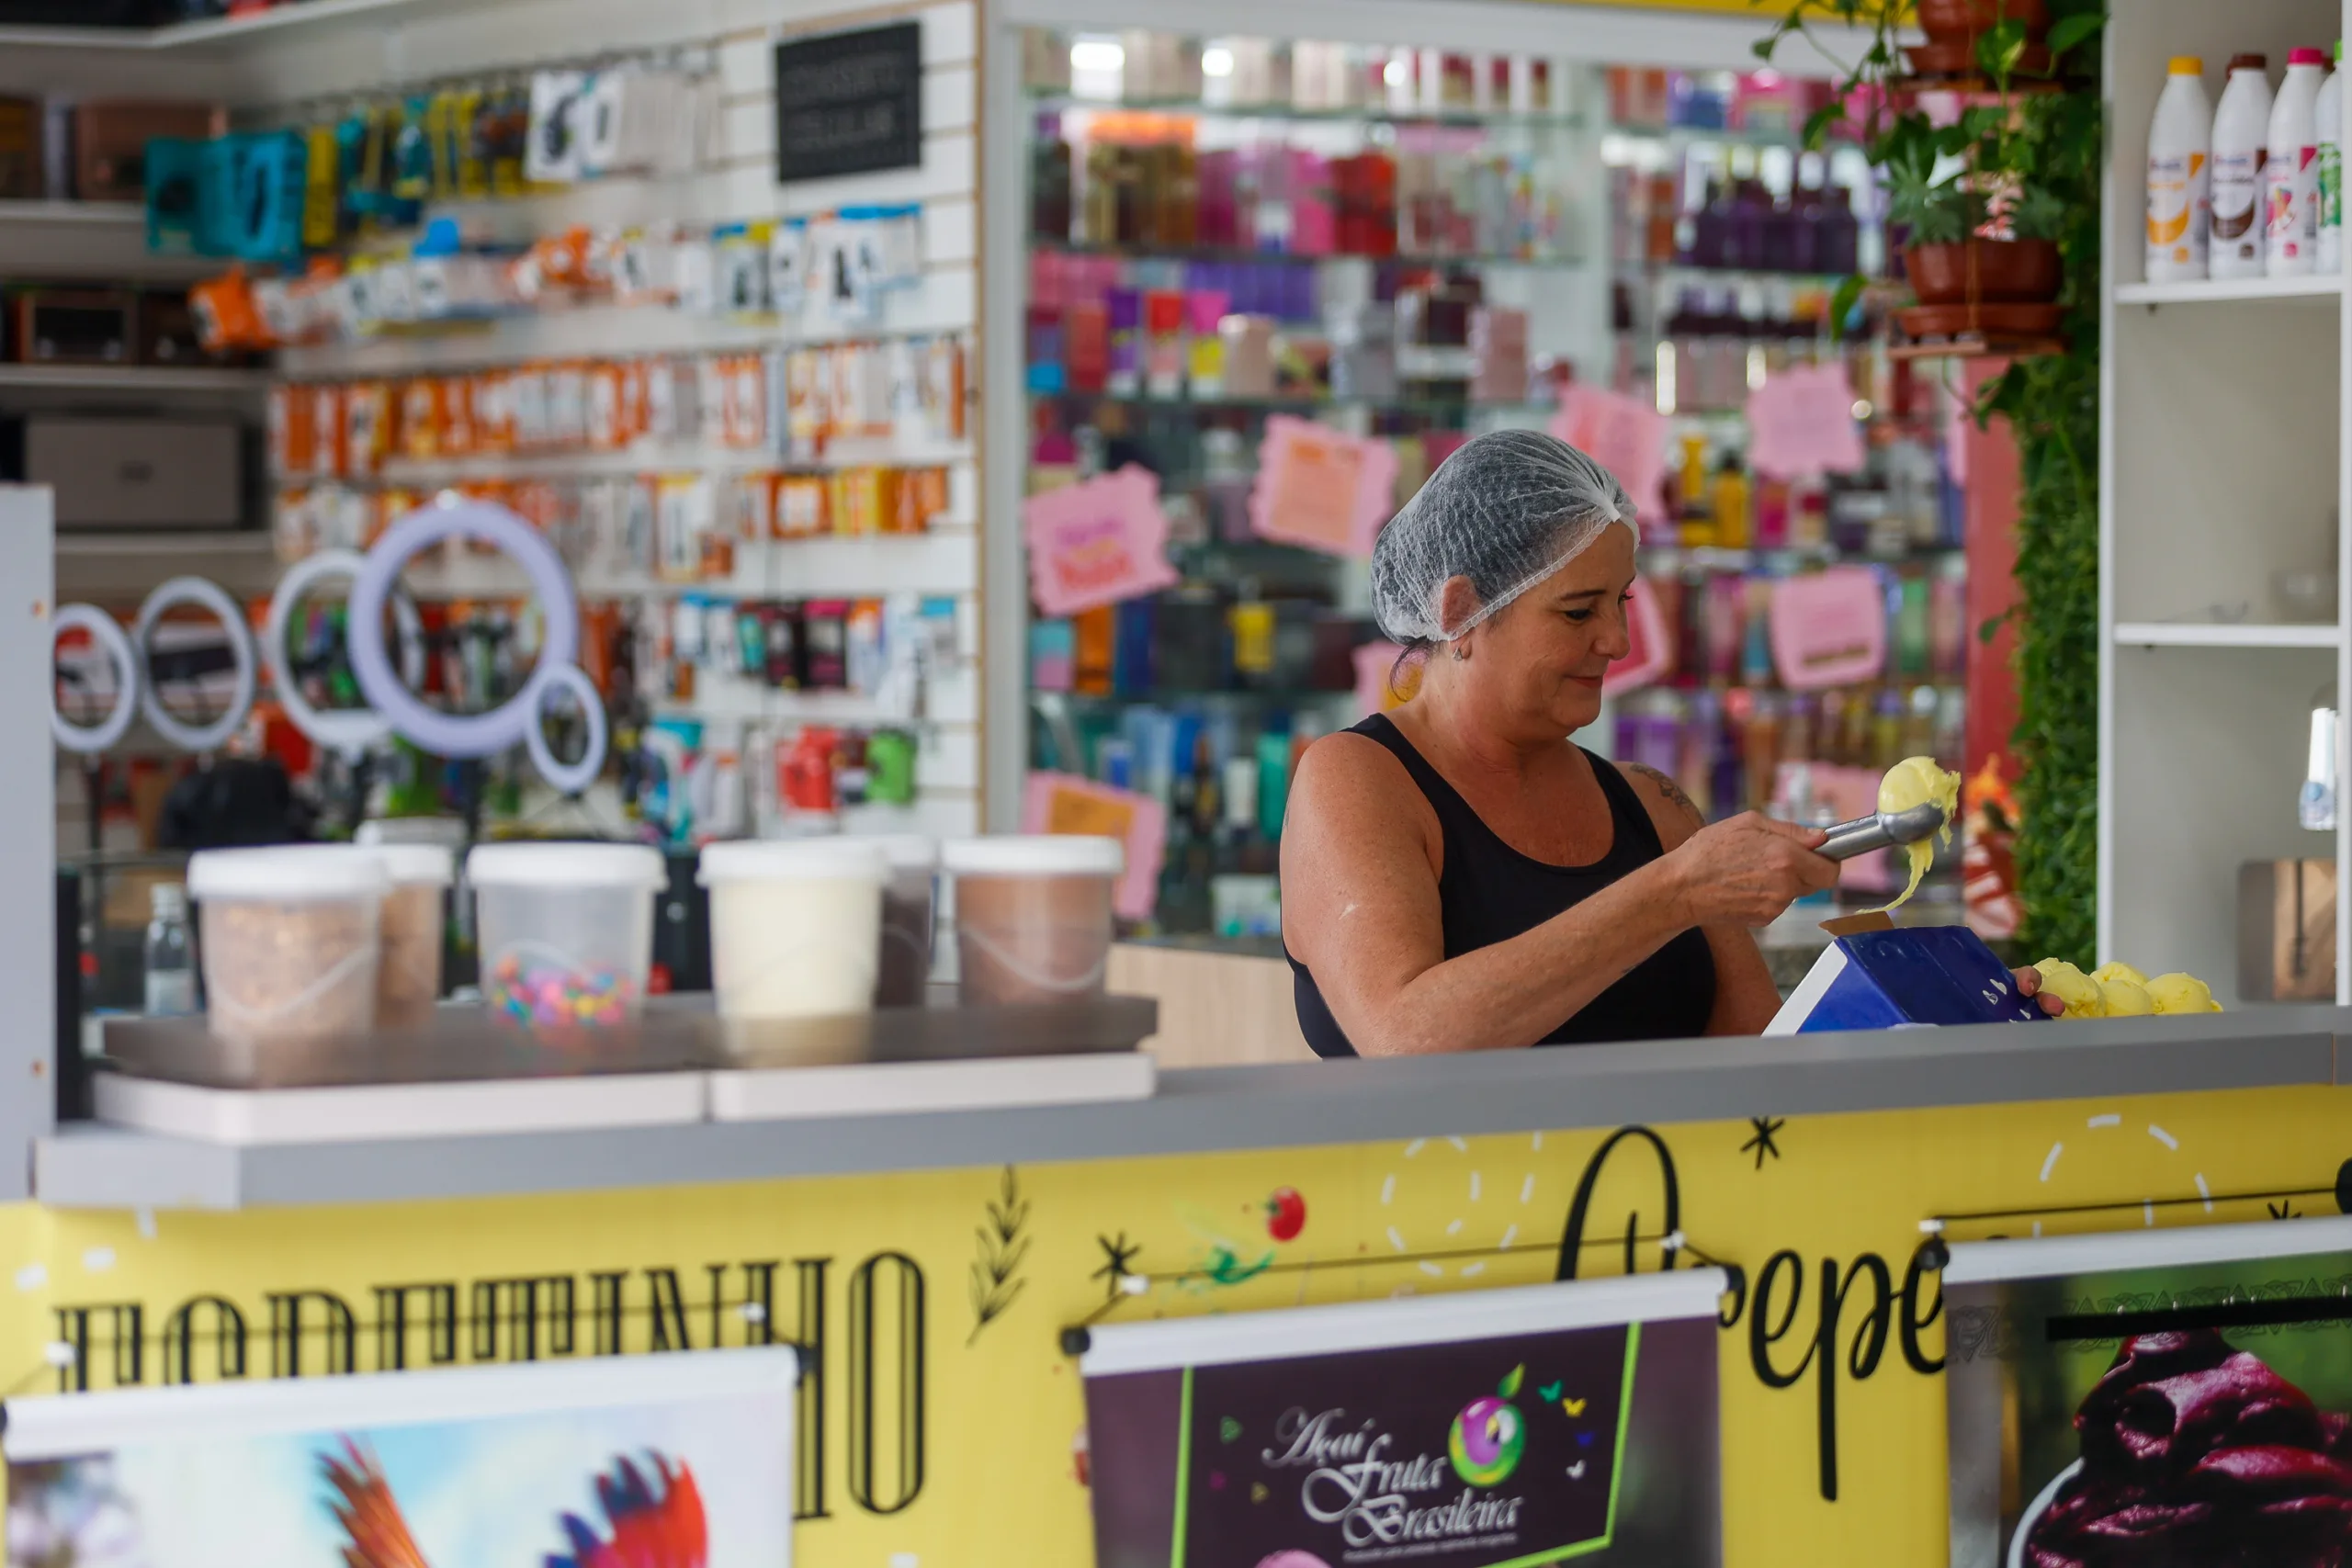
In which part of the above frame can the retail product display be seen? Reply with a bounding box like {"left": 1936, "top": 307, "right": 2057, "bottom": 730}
{"left": 2213, "top": 55, "right": 2279, "bottom": 282}
{"left": 184, "top": 844, "right": 386, "bottom": 1052}
{"left": 697, "top": 837, "right": 888, "bottom": 1023}
{"left": 945, "top": 835, "right": 1123, "bottom": 1005}
{"left": 370, "top": 843, "right": 452, "bottom": 1032}
{"left": 2145, "top": 58, "right": 2212, "bottom": 283}
{"left": 2322, "top": 46, "right": 2345, "bottom": 275}
{"left": 467, "top": 841, "right": 665, "bottom": 1032}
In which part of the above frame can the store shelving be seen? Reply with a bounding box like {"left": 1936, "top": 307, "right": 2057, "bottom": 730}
{"left": 1031, "top": 93, "right": 1585, "bottom": 132}
{"left": 2111, "top": 623, "right": 2345, "bottom": 650}
{"left": 0, "top": 0, "right": 469, "bottom": 53}
{"left": 2115, "top": 276, "right": 2346, "bottom": 306}
{"left": 1034, "top": 238, "right": 1587, "bottom": 270}
{"left": 0, "top": 363, "right": 268, "bottom": 393}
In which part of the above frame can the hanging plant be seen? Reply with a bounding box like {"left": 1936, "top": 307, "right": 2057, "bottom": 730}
{"left": 1758, "top": 1, "right": 2107, "bottom": 958}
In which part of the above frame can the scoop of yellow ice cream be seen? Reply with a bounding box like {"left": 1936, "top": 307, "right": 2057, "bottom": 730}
{"left": 2099, "top": 976, "right": 2155, "bottom": 1017}
{"left": 2033, "top": 959, "right": 2105, "bottom": 1019}
{"left": 1873, "top": 757, "right": 1964, "bottom": 913}
{"left": 2146, "top": 973, "right": 2222, "bottom": 1014}
{"left": 2091, "top": 962, "right": 2149, "bottom": 990}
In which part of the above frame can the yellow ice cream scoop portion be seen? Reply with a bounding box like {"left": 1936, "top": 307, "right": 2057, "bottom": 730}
{"left": 1873, "top": 756, "right": 1963, "bottom": 913}
{"left": 2091, "top": 962, "right": 2149, "bottom": 989}
{"left": 2146, "top": 973, "right": 2223, "bottom": 1014}
{"left": 2033, "top": 959, "right": 2107, "bottom": 1019}
{"left": 2100, "top": 976, "right": 2155, "bottom": 1016}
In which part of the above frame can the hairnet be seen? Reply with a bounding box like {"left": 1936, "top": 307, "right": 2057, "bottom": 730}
{"left": 1369, "top": 429, "right": 1638, "bottom": 644}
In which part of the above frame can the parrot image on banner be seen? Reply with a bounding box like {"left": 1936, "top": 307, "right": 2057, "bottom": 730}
{"left": 320, "top": 1439, "right": 708, "bottom": 1568}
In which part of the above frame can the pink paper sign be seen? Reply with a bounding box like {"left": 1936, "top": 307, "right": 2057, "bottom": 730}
{"left": 1353, "top": 640, "right": 1412, "bottom": 718}
{"left": 1023, "top": 466, "right": 1182, "bottom": 617}
{"left": 1770, "top": 566, "right": 1888, "bottom": 691}
{"left": 1550, "top": 384, "right": 1668, "bottom": 526}
{"left": 1604, "top": 575, "right": 1672, "bottom": 694}
{"left": 1746, "top": 364, "right": 1868, "bottom": 481}
{"left": 1248, "top": 415, "right": 1399, "bottom": 558}
{"left": 1020, "top": 772, "right": 1168, "bottom": 921}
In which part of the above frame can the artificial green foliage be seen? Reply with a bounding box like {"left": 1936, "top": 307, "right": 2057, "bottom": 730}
{"left": 1758, "top": 0, "right": 2106, "bottom": 957}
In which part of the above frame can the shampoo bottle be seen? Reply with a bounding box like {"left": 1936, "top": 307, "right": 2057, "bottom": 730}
{"left": 2211, "top": 53, "right": 2274, "bottom": 280}
{"left": 2267, "top": 47, "right": 2328, "bottom": 276}
{"left": 2321, "top": 43, "right": 2345, "bottom": 275}
{"left": 2146, "top": 56, "right": 2211, "bottom": 282}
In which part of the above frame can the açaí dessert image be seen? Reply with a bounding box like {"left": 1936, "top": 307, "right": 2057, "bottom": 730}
{"left": 2024, "top": 1329, "right": 2352, "bottom": 1567}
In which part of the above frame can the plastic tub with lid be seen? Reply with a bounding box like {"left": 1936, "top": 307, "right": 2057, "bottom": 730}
{"left": 467, "top": 842, "right": 666, "bottom": 1032}
{"left": 943, "top": 836, "right": 1125, "bottom": 1006}
{"left": 370, "top": 844, "right": 453, "bottom": 1032}
{"left": 187, "top": 845, "right": 388, "bottom": 1054}
{"left": 699, "top": 838, "right": 890, "bottom": 1024}
{"left": 858, "top": 835, "right": 939, "bottom": 1007}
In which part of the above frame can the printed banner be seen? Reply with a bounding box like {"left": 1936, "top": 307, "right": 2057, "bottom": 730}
{"left": 1745, "top": 366, "right": 1866, "bottom": 482}
{"left": 5, "top": 1346, "right": 798, "bottom": 1567}
{"left": 1081, "top": 1275, "right": 1724, "bottom": 1567}
{"left": 1024, "top": 467, "right": 1182, "bottom": 617}
{"left": 1249, "top": 417, "right": 1400, "bottom": 559}
{"left": 1944, "top": 1215, "right": 2352, "bottom": 1568}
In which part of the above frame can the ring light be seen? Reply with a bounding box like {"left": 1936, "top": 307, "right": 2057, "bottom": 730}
{"left": 131, "top": 576, "right": 257, "bottom": 754}
{"left": 346, "top": 498, "right": 580, "bottom": 760}
{"left": 523, "top": 662, "right": 609, "bottom": 796}
{"left": 263, "top": 549, "right": 427, "bottom": 758}
{"left": 50, "top": 604, "right": 140, "bottom": 754}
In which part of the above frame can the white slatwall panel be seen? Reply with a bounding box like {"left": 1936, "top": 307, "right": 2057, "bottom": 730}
{"left": 255, "top": 0, "right": 983, "bottom": 834}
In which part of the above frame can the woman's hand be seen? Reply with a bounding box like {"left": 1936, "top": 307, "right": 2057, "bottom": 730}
{"left": 1665, "top": 813, "right": 1839, "bottom": 928}
{"left": 2015, "top": 966, "right": 2065, "bottom": 1017}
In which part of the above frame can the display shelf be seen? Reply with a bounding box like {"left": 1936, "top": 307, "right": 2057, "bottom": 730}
{"left": 0, "top": 364, "right": 268, "bottom": 393}
{"left": 0, "top": 0, "right": 467, "bottom": 52}
{"left": 2116, "top": 276, "right": 2345, "bottom": 306}
{"left": 396, "top": 532, "right": 979, "bottom": 602}
{"left": 365, "top": 441, "right": 976, "bottom": 487}
{"left": 32, "top": 1010, "right": 2343, "bottom": 1209}
{"left": 0, "top": 199, "right": 141, "bottom": 225}
{"left": 1030, "top": 92, "right": 1583, "bottom": 131}
{"left": 1601, "top": 120, "right": 1829, "bottom": 151}
{"left": 1034, "top": 238, "right": 1586, "bottom": 270}
{"left": 1033, "top": 389, "right": 1561, "bottom": 419}
{"left": 2111, "top": 622, "right": 2344, "bottom": 649}
{"left": 1052, "top": 686, "right": 1357, "bottom": 705}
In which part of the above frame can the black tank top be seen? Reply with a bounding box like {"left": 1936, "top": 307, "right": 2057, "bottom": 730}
{"left": 1287, "top": 714, "right": 1717, "bottom": 1056}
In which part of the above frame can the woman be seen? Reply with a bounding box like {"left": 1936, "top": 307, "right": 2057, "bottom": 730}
{"left": 1281, "top": 431, "right": 2050, "bottom": 1056}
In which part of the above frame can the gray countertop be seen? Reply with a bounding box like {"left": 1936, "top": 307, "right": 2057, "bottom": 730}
{"left": 34, "top": 1007, "right": 2352, "bottom": 1213}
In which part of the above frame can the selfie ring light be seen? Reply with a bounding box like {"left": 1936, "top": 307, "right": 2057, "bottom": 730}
{"left": 264, "top": 549, "right": 430, "bottom": 759}
{"left": 346, "top": 498, "right": 580, "bottom": 760}
{"left": 132, "top": 576, "right": 257, "bottom": 754}
{"left": 523, "top": 662, "right": 608, "bottom": 797}
{"left": 50, "top": 604, "right": 140, "bottom": 754}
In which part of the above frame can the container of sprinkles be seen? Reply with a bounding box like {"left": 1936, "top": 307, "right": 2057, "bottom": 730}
{"left": 464, "top": 842, "right": 666, "bottom": 1035}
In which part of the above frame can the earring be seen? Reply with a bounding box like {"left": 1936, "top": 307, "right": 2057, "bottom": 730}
{"left": 1450, "top": 641, "right": 1470, "bottom": 662}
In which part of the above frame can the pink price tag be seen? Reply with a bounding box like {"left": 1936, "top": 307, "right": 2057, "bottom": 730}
{"left": 1746, "top": 364, "right": 1868, "bottom": 481}
{"left": 1248, "top": 415, "right": 1400, "bottom": 558}
{"left": 1605, "top": 576, "right": 1672, "bottom": 694}
{"left": 1770, "top": 566, "right": 1887, "bottom": 691}
{"left": 1020, "top": 773, "right": 1168, "bottom": 921}
{"left": 1022, "top": 466, "right": 1182, "bottom": 617}
{"left": 1549, "top": 384, "right": 1668, "bottom": 525}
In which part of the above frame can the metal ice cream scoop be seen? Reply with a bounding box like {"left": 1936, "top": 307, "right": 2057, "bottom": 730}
{"left": 1816, "top": 802, "right": 1949, "bottom": 863}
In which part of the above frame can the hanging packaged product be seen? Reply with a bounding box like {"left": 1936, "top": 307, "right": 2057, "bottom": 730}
{"left": 768, "top": 219, "right": 810, "bottom": 315}
{"left": 714, "top": 223, "right": 771, "bottom": 316}
{"left": 526, "top": 71, "right": 594, "bottom": 186}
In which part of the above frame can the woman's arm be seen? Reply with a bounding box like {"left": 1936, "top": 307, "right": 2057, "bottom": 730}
{"left": 1280, "top": 737, "right": 1830, "bottom": 1055}
{"left": 1616, "top": 762, "right": 1785, "bottom": 1036}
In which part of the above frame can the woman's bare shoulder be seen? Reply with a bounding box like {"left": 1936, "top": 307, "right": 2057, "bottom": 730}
{"left": 1285, "top": 729, "right": 1442, "bottom": 857}
{"left": 1611, "top": 758, "right": 1705, "bottom": 849}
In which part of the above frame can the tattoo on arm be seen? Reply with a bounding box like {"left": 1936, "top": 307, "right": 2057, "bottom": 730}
{"left": 1627, "top": 763, "right": 1705, "bottom": 828}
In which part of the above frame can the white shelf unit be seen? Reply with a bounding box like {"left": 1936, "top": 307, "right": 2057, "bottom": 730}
{"left": 2100, "top": 0, "right": 2352, "bottom": 1004}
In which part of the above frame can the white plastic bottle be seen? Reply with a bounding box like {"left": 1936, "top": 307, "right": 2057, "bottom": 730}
{"left": 2211, "top": 53, "right": 2274, "bottom": 280}
{"left": 2267, "top": 47, "right": 2328, "bottom": 276}
{"left": 2321, "top": 42, "right": 2345, "bottom": 275}
{"left": 2147, "top": 56, "right": 2212, "bottom": 282}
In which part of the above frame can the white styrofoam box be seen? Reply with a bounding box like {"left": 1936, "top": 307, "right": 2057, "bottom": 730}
{"left": 707, "top": 1052, "right": 1152, "bottom": 1122}
{"left": 95, "top": 1069, "right": 706, "bottom": 1145}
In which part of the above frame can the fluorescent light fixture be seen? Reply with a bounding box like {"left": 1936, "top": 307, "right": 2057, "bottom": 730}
{"left": 1069, "top": 39, "right": 1125, "bottom": 74}
{"left": 1201, "top": 45, "right": 1234, "bottom": 78}
{"left": 1384, "top": 57, "right": 1408, "bottom": 87}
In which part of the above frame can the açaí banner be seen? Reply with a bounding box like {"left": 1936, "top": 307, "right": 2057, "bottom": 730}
{"left": 3, "top": 1344, "right": 799, "bottom": 1566}
{"left": 1945, "top": 1214, "right": 2352, "bottom": 1568}
{"left": 1080, "top": 1271, "right": 1725, "bottom": 1568}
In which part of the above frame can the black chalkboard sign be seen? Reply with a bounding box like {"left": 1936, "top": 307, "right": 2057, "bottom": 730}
{"left": 774, "top": 21, "right": 923, "bottom": 185}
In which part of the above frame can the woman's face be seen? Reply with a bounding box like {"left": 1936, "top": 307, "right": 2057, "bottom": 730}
{"left": 1453, "top": 525, "right": 1638, "bottom": 739}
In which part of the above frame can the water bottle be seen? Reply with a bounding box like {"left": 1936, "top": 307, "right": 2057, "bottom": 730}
{"left": 142, "top": 883, "right": 197, "bottom": 1017}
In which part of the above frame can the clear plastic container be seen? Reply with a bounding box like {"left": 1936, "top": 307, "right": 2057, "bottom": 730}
{"left": 466, "top": 843, "right": 666, "bottom": 1032}
{"left": 943, "top": 836, "right": 1124, "bottom": 1007}
{"left": 186, "top": 845, "right": 388, "bottom": 1052}
{"left": 698, "top": 839, "right": 889, "bottom": 1021}
{"left": 369, "top": 844, "right": 453, "bottom": 1032}
{"left": 860, "top": 835, "right": 939, "bottom": 1007}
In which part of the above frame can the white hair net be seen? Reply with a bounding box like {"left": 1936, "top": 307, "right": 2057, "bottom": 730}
{"left": 1370, "top": 429, "right": 1638, "bottom": 644}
